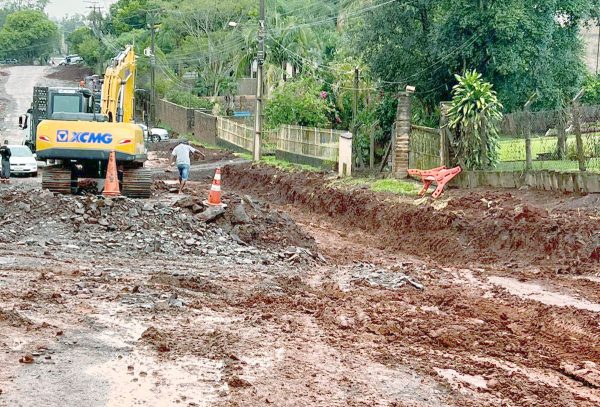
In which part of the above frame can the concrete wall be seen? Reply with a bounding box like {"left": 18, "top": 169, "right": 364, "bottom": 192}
{"left": 156, "top": 99, "right": 190, "bottom": 136}
{"left": 453, "top": 170, "right": 600, "bottom": 193}
{"left": 156, "top": 99, "right": 217, "bottom": 145}
{"left": 193, "top": 111, "right": 217, "bottom": 145}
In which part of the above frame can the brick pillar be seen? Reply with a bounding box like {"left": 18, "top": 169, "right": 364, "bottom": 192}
{"left": 392, "top": 93, "right": 411, "bottom": 178}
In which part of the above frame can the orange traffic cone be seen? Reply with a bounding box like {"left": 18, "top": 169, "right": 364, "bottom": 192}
{"left": 206, "top": 167, "right": 223, "bottom": 206}
{"left": 103, "top": 150, "right": 120, "bottom": 197}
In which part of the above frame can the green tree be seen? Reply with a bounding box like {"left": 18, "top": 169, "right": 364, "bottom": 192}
{"left": 448, "top": 70, "right": 503, "bottom": 170}
{"left": 265, "top": 77, "right": 332, "bottom": 129}
{"left": 354, "top": 0, "right": 599, "bottom": 113}
{"left": 0, "top": 9, "right": 58, "bottom": 62}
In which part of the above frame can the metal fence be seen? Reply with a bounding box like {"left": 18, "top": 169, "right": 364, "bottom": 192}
{"left": 497, "top": 104, "right": 600, "bottom": 173}
{"left": 409, "top": 125, "right": 442, "bottom": 170}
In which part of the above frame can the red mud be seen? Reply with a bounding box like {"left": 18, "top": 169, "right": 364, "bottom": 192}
{"left": 222, "top": 164, "right": 600, "bottom": 274}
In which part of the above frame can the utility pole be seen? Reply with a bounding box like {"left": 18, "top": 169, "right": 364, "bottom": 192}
{"left": 253, "top": 0, "right": 265, "bottom": 161}
{"left": 596, "top": 22, "right": 599, "bottom": 75}
{"left": 85, "top": 1, "right": 103, "bottom": 73}
{"left": 146, "top": 11, "right": 157, "bottom": 125}
{"left": 353, "top": 67, "right": 359, "bottom": 126}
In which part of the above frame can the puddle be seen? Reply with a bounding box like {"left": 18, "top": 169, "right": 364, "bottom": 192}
{"left": 87, "top": 351, "right": 225, "bottom": 407}
{"left": 489, "top": 276, "right": 600, "bottom": 312}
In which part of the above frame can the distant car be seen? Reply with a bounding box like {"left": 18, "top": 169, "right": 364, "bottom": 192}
{"left": 59, "top": 54, "right": 83, "bottom": 65}
{"left": 8, "top": 145, "right": 37, "bottom": 176}
{"left": 149, "top": 128, "right": 169, "bottom": 143}
{"left": 7, "top": 58, "right": 17, "bottom": 64}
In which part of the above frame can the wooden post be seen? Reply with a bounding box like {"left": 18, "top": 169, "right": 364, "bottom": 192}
{"left": 524, "top": 102, "right": 533, "bottom": 171}
{"left": 369, "top": 123, "right": 375, "bottom": 170}
{"left": 572, "top": 89, "right": 586, "bottom": 172}
{"left": 439, "top": 102, "right": 451, "bottom": 167}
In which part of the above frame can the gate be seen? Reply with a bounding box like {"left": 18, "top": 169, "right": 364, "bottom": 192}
{"left": 409, "top": 125, "right": 441, "bottom": 170}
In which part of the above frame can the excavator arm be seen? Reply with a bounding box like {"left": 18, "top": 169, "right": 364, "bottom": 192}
{"left": 101, "top": 45, "right": 136, "bottom": 123}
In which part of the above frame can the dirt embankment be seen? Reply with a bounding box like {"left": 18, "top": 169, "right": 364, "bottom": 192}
{"left": 223, "top": 164, "right": 600, "bottom": 274}
{"left": 45, "top": 65, "right": 93, "bottom": 82}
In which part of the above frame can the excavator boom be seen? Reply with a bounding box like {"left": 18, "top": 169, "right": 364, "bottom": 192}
{"left": 101, "top": 45, "right": 136, "bottom": 123}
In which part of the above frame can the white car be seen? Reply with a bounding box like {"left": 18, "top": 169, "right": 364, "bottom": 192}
{"left": 149, "top": 128, "right": 170, "bottom": 143}
{"left": 8, "top": 145, "right": 37, "bottom": 176}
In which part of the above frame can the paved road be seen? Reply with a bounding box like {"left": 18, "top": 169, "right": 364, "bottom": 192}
{"left": 0, "top": 65, "right": 49, "bottom": 145}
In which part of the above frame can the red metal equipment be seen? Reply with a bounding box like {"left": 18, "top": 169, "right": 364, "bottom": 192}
{"left": 407, "top": 166, "right": 462, "bottom": 199}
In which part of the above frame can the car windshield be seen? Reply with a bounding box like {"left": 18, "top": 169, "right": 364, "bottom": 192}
{"left": 8, "top": 146, "right": 33, "bottom": 157}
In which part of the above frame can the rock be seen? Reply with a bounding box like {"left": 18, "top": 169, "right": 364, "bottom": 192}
{"left": 232, "top": 203, "right": 251, "bottom": 224}
{"left": 175, "top": 197, "right": 195, "bottom": 208}
{"left": 154, "top": 300, "right": 169, "bottom": 311}
{"left": 18, "top": 203, "right": 31, "bottom": 213}
{"left": 168, "top": 293, "right": 183, "bottom": 307}
{"left": 192, "top": 204, "right": 203, "bottom": 214}
{"left": 227, "top": 376, "right": 252, "bottom": 388}
{"left": 185, "top": 238, "right": 196, "bottom": 246}
{"left": 19, "top": 354, "right": 34, "bottom": 364}
{"left": 98, "top": 218, "right": 109, "bottom": 227}
{"left": 142, "top": 203, "right": 154, "bottom": 212}
{"left": 198, "top": 206, "right": 225, "bottom": 222}
{"left": 74, "top": 207, "right": 85, "bottom": 215}
{"left": 128, "top": 208, "right": 140, "bottom": 217}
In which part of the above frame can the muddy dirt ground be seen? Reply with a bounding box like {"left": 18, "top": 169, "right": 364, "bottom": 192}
{"left": 1, "top": 66, "right": 599, "bottom": 406}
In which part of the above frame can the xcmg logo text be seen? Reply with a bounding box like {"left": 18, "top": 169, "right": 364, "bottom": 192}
{"left": 56, "top": 130, "right": 113, "bottom": 144}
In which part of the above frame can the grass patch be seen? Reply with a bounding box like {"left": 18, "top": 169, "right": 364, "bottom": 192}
{"left": 235, "top": 152, "right": 321, "bottom": 172}
{"left": 331, "top": 177, "right": 420, "bottom": 196}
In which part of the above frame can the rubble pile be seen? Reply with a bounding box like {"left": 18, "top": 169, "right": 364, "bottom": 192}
{"left": 165, "top": 192, "right": 315, "bottom": 249}
{"left": 0, "top": 187, "right": 317, "bottom": 264}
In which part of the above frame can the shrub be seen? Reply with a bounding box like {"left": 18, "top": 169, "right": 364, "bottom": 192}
{"left": 165, "top": 89, "right": 214, "bottom": 110}
{"left": 265, "top": 77, "right": 332, "bottom": 129}
{"left": 448, "top": 70, "right": 503, "bottom": 170}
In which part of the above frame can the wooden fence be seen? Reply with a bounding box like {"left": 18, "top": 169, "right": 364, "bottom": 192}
{"left": 409, "top": 125, "right": 442, "bottom": 170}
{"left": 216, "top": 117, "right": 344, "bottom": 166}
{"left": 216, "top": 117, "right": 254, "bottom": 152}
{"left": 275, "top": 125, "right": 343, "bottom": 163}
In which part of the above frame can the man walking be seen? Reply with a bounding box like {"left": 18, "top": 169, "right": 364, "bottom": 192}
{"left": 170, "top": 140, "right": 205, "bottom": 194}
{"left": 0, "top": 140, "right": 11, "bottom": 184}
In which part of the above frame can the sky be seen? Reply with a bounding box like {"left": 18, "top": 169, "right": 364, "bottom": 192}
{"left": 46, "top": 0, "right": 116, "bottom": 19}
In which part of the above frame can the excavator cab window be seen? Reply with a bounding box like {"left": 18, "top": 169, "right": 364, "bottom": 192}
{"left": 51, "top": 94, "right": 83, "bottom": 114}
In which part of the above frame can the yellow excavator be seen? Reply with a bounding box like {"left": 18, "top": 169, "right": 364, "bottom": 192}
{"left": 20, "top": 46, "right": 151, "bottom": 198}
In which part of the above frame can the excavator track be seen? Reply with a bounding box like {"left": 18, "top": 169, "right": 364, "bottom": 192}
{"left": 42, "top": 167, "right": 72, "bottom": 194}
{"left": 122, "top": 168, "right": 152, "bottom": 199}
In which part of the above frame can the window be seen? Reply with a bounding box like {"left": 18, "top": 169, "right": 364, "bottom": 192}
{"left": 52, "top": 95, "right": 82, "bottom": 113}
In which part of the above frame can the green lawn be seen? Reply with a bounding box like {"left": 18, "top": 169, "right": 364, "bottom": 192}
{"left": 498, "top": 134, "right": 600, "bottom": 173}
